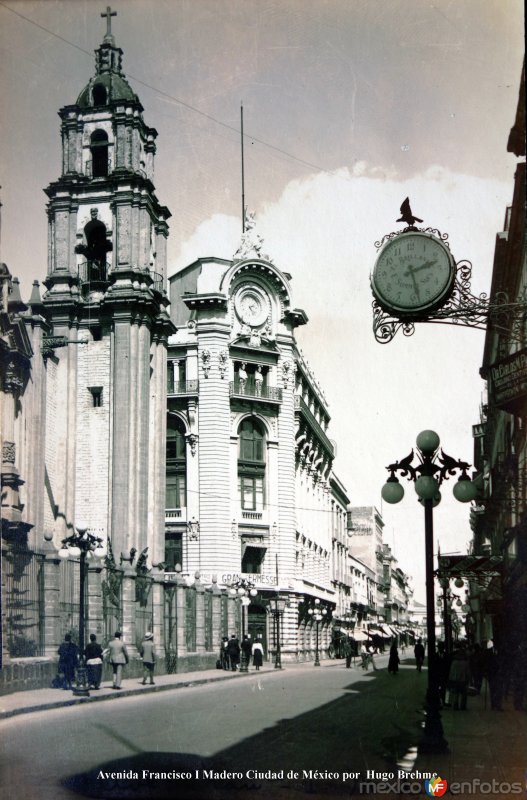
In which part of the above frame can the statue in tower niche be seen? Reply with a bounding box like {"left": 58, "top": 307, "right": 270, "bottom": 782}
{"left": 75, "top": 208, "right": 112, "bottom": 280}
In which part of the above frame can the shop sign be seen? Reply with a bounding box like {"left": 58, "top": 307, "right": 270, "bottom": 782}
{"left": 164, "top": 571, "right": 278, "bottom": 586}
{"left": 489, "top": 347, "right": 527, "bottom": 413}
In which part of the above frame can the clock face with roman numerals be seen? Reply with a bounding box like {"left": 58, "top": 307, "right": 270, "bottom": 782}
{"left": 372, "top": 232, "right": 456, "bottom": 316}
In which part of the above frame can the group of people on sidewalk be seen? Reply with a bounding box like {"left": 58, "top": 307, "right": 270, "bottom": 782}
{"left": 379, "top": 634, "right": 527, "bottom": 713}
{"left": 219, "top": 634, "right": 264, "bottom": 671}
{"left": 55, "top": 630, "right": 157, "bottom": 691}
{"left": 437, "top": 639, "right": 527, "bottom": 712}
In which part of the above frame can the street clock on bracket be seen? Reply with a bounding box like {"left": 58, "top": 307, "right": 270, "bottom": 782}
{"left": 371, "top": 231, "right": 456, "bottom": 317}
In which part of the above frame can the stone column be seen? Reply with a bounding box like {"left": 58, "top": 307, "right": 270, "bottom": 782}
{"left": 211, "top": 582, "right": 222, "bottom": 654}
{"left": 121, "top": 565, "right": 139, "bottom": 657}
{"left": 151, "top": 568, "right": 166, "bottom": 661}
{"left": 194, "top": 576, "right": 206, "bottom": 653}
{"left": 86, "top": 564, "right": 104, "bottom": 640}
{"left": 41, "top": 541, "right": 62, "bottom": 658}
{"left": 176, "top": 581, "right": 187, "bottom": 658}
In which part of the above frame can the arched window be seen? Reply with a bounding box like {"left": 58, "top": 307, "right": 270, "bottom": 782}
{"left": 238, "top": 418, "right": 265, "bottom": 511}
{"left": 166, "top": 416, "right": 186, "bottom": 510}
{"left": 90, "top": 130, "right": 109, "bottom": 178}
{"left": 92, "top": 83, "right": 107, "bottom": 107}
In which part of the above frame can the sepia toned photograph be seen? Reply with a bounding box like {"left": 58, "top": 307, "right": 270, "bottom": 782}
{"left": 0, "top": 1, "right": 525, "bottom": 798}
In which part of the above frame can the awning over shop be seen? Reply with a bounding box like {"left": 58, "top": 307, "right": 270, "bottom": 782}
{"left": 352, "top": 630, "right": 369, "bottom": 642}
{"left": 437, "top": 554, "right": 502, "bottom": 582}
{"left": 241, "top": 541, "right": 267, "bottom": 558}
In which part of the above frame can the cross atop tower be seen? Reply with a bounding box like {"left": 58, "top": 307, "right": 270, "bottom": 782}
{"left": 101, "top": 6, "right": 117, "bottom": 41}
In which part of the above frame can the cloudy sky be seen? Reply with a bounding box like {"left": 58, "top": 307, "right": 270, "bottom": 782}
{"left": 0, "top": 0, "right": 524, "bottom": 600}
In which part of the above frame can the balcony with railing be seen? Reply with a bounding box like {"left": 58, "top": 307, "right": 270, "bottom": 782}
{"left": 147, "top": 271, "right": 163, "bottom": 293}
{"left": 294, "top": 395, "right": 334, "bottom": 455}
{"left": 241, "top": 510, "right": 264, "bottom": 521}
{"left": 78, "top": 260, "right": 110, "bottom": 285}
{"left": 167, "top": 378, "right": 199, "bottom": 397}
{"left": 165, "top": 507, "right": 187, "bottom": 524}
{"left": 84, "top": 157, "right": 112, "bottom": 179}
{"left": 229, "top": 381, "right": 282, "bottom": 403}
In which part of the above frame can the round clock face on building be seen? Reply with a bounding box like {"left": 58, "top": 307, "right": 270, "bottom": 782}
{"left": 372, "top": 232, "right": 456, "bottom": 316}
{"left": 234, "top": 287, "right": 270, "bottom": 327}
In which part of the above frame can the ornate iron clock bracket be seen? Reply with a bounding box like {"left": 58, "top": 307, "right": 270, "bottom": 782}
{"left": 372, "top": 227, "right": 527, "bottom": 344}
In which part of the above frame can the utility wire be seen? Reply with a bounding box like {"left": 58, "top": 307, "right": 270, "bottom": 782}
{"left": 0, "top": 1, "right": 331, "bottom": 175}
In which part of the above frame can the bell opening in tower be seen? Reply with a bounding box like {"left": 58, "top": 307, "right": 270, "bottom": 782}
{"left": 90, "top": 130, "right": 109, "bottom": 177}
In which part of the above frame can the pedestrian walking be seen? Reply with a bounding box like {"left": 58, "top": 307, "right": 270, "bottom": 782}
{"left": 388, "top": 643, "right": 400, "bottom": 675}
{"left": 469, "top": 642, "right": 484, "bottom": 695}
{"left": 241, "top": 634, "right": 252, "bottom": 670}
{"left": 226, "top": 634, "right": 240, "bottom": 671}
{"left": 360, "top": 644, "right": 371, "bottom": 671}
{"left": 343, "top": 636, "right": 353, "bottom": 668}
{"left": 140, "top": 631, "right": 156, "bottom": 685}
{"left": 105, "top": 631, "right": 129, "bottom": 689}
{"left": 220, "top": 636, "right": 229, "bottom": 669}
{"left": 414, "top": 638, "right": 425, "bottom": 672}
{"left": 252, "top": 638, "right": 264, "bottom": 670}
{"left": 483, "top": 640, "right": 503, "bottom": 710}
{"left": 448, "top": 643, "right": 470, "bottom": 710}
{"left": 367, "top": 644, "right": 378, "bottom": 671}
{"left": 57, "top": 633, "right": 79, "bottom": 689}
{"left": 84, "top": 633, "right": 103, "bottom": 689}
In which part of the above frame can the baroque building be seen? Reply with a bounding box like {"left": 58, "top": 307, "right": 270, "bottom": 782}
{"left": 1, "top": 17, "right": 175, "bottom": 685}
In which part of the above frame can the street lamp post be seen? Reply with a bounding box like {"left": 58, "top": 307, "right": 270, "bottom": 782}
{"left": 228, "top": 578, "right": 258, "bottom": 672}
{"left": 269, "top": 596, "right": 286, "bottom": 669}
{"left": 307, "top": 598, "right": 327, "bottom": 667}
{"left": 58, "top": 523, "right": 107, "bottom": 695}
{"left": 381, "top": 430, "right": 476, "bottom": 753}
{"left": 439, "top": 578, "right": 455, "bottom": 657}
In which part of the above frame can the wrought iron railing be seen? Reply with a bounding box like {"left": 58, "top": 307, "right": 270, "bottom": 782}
{"left": 84, "top": 157, "right": 112, "bottom": 178}
{"left": 3, "top": 545, "right": 45, "bottom": 657}
{"left": 147, "top": 271, "right": 163, "bottom": 293}
{"left": 294, "top": 395, "right": 334, "bottom": 454}
{"left": 167, "top": 379, "right": 199, "bottom": 396}
{"left": 229, "top": 381, "right": 283, "bottom": 402}
{"left": 78, "top": 260, "right": 110, "bottom": 284}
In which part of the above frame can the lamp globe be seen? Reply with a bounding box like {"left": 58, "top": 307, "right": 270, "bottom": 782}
{"left": 453, "top": 478, "right": 477, "bottom": 503}
{"left": 415, "top": 475, "right": 439, "bottom": 500}
{"left": 381, "top": 480, "right": 404, "bottom": 504}
{"left": 416, "top": 430, "right": 440, "bottom": 455}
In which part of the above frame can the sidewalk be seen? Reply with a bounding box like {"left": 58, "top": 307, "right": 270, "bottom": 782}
{"left": 0, "top": 663, "right": 281, "bottom": 720}
{"left": 411, "top": 675, "right": 527, "bottom": 792}
{"left": 0, "top": 655, "right": 357, "bottom": 721}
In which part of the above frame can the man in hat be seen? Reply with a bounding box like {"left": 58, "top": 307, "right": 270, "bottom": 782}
{"left": 140, "top": 631, "right": 156, "bottom": 685}
{"left": 106, "top": 631, "right": 129, "bottom": 689}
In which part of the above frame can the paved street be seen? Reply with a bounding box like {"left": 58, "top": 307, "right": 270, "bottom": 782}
{"left": 1, "top": 656, "right": 525, "bottom": 800}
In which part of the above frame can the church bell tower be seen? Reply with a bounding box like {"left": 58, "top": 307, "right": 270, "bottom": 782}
{"left": 42, "top": 9, "right": 174, "bottom": 577}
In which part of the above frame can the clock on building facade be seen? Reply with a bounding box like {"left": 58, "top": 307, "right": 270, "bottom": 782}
{"left": 372, "top": 231, "right": 456, "bottom": 317}
{"left": 234, "top": 285, "right": 270, "bottom": 327}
